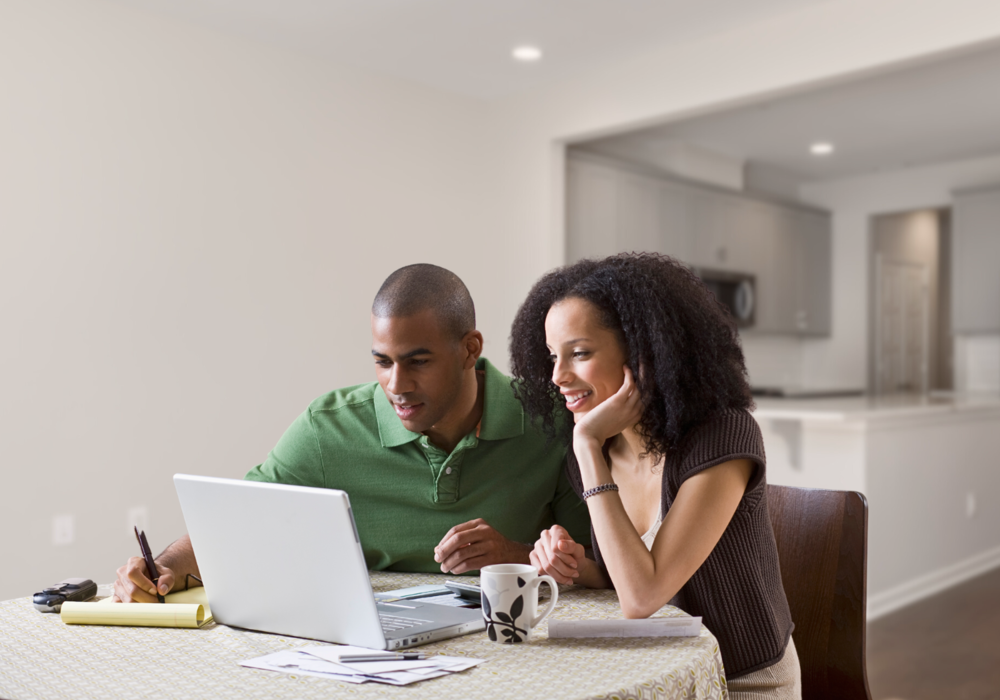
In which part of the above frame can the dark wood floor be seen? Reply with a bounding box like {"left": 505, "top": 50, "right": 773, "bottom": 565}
{"left": 866, "top": 566, "right": 1000, "bottom": 700}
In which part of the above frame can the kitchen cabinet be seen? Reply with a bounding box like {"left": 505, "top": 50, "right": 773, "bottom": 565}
{"left": 617, "top": 171, "right": 665, "bottom": 256}
{"left": 566, "top": 158, "right": 618, "bottom": 262}
{"left": 566, "top": 153, "right": 831, "bottom": 336}
{"left": 689, "top": 189, "right": 755, "bottom": 271}
{"left": 745, "top": 202, "right": 791, "bottom": 332}
{"left": 792, "top": 209, "right": 833, "bottom": 336}
{"left": 566, "top": 158, "right": 692, "bottom": 264}
{"left": 952, "top": 187, "right": 1000, "bottom": 333}
{"left": 658, "top": 180, "right": 695, "bottom": 262}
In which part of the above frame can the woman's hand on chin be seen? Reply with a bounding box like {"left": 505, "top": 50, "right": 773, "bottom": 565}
{"left": 573, "top": 366, "right": 644, "bottom": 447}
{"left": 530, "top": 525, "right": 586, "bottom": 585}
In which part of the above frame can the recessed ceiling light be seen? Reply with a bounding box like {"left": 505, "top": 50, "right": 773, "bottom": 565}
{"left": 810, "top": 142, "right": 834, "bottom": 156}
{"left": 512, "top": 46, "right": 542, "bottom": 62}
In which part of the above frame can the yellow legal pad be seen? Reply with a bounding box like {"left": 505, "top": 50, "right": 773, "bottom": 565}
{"left": 60, "top": 587, "right": 213, "bottom": 628}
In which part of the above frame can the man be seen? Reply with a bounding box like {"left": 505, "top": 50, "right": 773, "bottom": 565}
{"left": 114, "top": 264, "right": 589, "bottom": 602}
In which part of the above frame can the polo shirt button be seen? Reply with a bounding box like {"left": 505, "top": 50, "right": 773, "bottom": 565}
{"left": 445, "top": 467, "right": 452, "bottom": 475}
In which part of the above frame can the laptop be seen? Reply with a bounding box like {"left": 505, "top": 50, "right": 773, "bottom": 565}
{"left": 173, "top": 474, "right": 484, "bottom": 650}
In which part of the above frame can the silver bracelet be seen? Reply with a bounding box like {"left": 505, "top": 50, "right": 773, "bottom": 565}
{"left": 582, "top": 483, "right": 619, "bottom": 500}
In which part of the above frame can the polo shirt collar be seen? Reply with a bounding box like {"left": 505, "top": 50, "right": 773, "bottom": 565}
{"left": 374, "top": 356, "right": 524, "bottom": 448}
{"left": 477, "top": 357, "right": 525, "bottom": 441}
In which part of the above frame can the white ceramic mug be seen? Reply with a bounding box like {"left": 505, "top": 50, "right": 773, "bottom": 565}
{"left": 480, "top": 564, "right": 558, "bottom": 643}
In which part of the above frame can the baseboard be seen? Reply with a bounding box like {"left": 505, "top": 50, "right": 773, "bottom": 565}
{"left": 867, "top": 545, "right": 1000, "bottom": 621}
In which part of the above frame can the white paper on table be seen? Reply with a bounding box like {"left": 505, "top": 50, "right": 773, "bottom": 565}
{"left": 239, "top": 650, "right": 368, "bottom": 683}
{"left": 300, "top": 645, "right": 438, "bottom": 675}
{"left": 302, "top": 645, "right": 481, "bottom": 675}
{"left": 244, "top": 645, "right": 488, "bottom": 686}
{"left": 547, "top": 616, "right": 702, "bottom": 638}
{"left": 409, "top": 666, "right": 448, "bottom": 676}
{"left": 433, "top": 658, "right": 484, "bottom": 672}
{"left": 342, "top": 659, "right": 442, "bottom": 674}
{"left": 296, "top": 660, "right": 374, "bottom": 676}
{"left": 371, "top": 669, "right": 452, "bottom": 685}
{"left": 299, "top": 644, "right": 388, "bottom": 661}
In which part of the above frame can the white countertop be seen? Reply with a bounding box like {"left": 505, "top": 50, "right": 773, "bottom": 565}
{"left": 752, "top": 392, "right": 1000, "bottom": 422}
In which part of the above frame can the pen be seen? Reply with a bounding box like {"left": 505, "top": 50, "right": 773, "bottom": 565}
{"left": 134, "top": 526, "right": 165, "bottom": 603}
{"left": 339, "top": 653, "right": 427, "bottom": 662}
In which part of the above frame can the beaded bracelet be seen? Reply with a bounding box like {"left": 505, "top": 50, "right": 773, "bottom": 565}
{"left": 582, "top": 483, "right": 619, "bottom": 500}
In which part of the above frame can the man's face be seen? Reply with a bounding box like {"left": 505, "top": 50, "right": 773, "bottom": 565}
{"left": 371, "top": 310, "right": 469, "bottom": 435}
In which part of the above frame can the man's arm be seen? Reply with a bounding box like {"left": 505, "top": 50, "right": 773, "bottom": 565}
{"left": 245, "top": 409, "right": 325, "bottom": 487}
{"left": 112, "top": 535, "right": 200, "bottom": 603}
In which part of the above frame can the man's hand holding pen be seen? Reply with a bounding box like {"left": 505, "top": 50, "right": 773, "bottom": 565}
{"left": 110, "top": 527, "right": 175, "bottom": 603}
{"left": 134, "top": 527, "right": 166, "bottom": 603}
{"left": 112, "top": 557, "right": 175, "bottom": 603}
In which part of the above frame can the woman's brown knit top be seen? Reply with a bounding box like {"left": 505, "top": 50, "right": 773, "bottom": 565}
{"left": 565, "top": 408, "right": 793, "bottom": 679}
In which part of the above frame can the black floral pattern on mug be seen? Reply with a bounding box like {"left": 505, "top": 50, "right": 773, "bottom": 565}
{"left": 483, "top": 576, "right": 528, "bottom": 643}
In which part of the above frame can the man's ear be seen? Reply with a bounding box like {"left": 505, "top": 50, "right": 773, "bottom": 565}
{"left": 461, "top": 330, "right": 484, "bottom": 370}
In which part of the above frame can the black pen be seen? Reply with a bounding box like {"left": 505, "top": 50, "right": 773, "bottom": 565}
{"left": 339, "top": 653, "right": 427, "bottom": 662}
{"left": 134, "top": 526, "right": 165, "bottom": 603}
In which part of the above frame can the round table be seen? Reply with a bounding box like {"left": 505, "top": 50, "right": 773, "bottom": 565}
{"left": 0, "top": 572, "right": 728, "bottom": 699}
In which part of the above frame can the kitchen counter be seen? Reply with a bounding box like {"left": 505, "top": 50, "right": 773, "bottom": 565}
{"left": 753, "top": 392, "right": 1000, "bottom": 422}
{"left": 752, "top": 391, "right": 1000, "bottom": 620}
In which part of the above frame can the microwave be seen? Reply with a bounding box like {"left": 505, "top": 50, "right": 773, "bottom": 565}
{"left": 694, "top": 269, "right": 755, "bottom": 328}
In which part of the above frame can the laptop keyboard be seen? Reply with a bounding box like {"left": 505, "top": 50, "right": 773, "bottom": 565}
{"left": 379, "top": 613, "right": 430, "bottom": 633}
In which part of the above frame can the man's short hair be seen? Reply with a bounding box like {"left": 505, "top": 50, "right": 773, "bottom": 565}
{"left": 372, "top": 264, "right": 476, "bottom": 341}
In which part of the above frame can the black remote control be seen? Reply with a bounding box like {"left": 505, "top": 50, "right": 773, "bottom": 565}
{"left": 33, "top": 578, "right": 98, "bottom": 613}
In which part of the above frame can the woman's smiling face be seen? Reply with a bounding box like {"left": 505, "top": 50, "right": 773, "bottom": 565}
{"left": 544, "top": 297, "right": 627, "bottom": 422}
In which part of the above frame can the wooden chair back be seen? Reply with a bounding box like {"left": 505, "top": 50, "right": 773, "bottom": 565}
{"left": 766, "top": 484, "right": 872, "bottom": 700}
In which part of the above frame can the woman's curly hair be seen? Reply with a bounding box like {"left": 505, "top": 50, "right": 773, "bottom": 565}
{"left": 509, "top": 252, "right": 753, "bottom": 458}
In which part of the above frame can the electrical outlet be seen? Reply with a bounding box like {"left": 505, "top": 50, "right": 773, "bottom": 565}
{"left": 128, "top": 506, "right": 148, "bottom": 534}
{"left": 966, "top": 492, "right": 977, "bottom": 519}
{"left": 52, "top": 514, "right": 74, "bottom": 545}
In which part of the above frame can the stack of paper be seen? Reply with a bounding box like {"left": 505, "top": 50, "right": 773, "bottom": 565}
{"left": 240, "top": 645, "right": 485, "bottom": 686}
{"left": 548, "top": 616, "right": 702, "bottom": 638}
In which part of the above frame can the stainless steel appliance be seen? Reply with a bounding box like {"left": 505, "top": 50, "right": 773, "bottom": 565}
{"left": 694, "top": 269, "right": 755, "bottom": 328}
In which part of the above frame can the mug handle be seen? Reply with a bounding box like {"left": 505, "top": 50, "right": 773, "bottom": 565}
{"left": 530, "top": 575, "right": 559, "bottom": 629}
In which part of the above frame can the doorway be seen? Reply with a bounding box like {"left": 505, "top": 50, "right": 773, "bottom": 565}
{"left": 875, "top": 257, "right": 929, "bottom": 393}
{"left": 869, "top": 209, "right": 952, "bottom": 395}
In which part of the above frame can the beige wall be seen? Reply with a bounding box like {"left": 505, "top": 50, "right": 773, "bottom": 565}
{"left": 0, "top": 0, "right": 492, "bottom": 600}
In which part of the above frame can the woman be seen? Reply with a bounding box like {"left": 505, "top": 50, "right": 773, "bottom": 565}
{"left": 509, "top": 253, "right": 801, "bottom": 699}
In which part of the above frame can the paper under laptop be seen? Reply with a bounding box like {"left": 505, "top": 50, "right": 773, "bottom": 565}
{"left": 174, "top": 474, "right": 483, "bottom": 650}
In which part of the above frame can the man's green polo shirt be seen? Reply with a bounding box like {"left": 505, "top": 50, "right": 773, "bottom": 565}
{"left": 245, "top": 357, "right": 589, "bottom": 572}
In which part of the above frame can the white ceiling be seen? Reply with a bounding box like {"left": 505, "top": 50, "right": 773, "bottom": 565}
{"left": 110, "top": 0, "right": 834, "bottom": 100}
{"left": 583, "top": 42, "right": 1000, "bottom": 182}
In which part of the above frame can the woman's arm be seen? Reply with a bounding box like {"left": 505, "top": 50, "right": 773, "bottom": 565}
{"left": 573, "top": 367, "right": 753, "bottom": 618}
{"left": 578, "top": 435, "right": 752, "bottom": 617}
